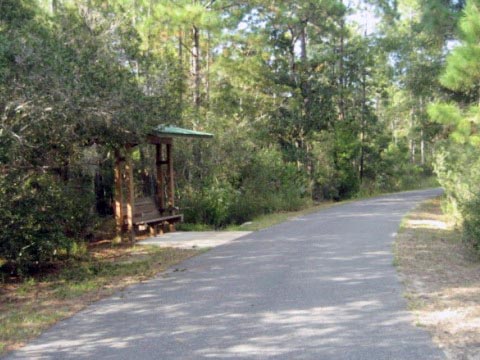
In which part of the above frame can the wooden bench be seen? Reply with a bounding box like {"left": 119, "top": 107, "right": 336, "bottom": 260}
{"left": 123, "top": 197, "right": 183, "bottom": 235}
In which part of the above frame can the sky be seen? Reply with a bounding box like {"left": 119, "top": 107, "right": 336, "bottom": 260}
{"left": 346, "top": 1, "right": 381, "bottom": 36}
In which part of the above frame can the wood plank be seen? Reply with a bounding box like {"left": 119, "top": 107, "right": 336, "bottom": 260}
{"left": 147, "top": 135, "right": 172, "bottom": 145}
{"left": 134, "top": 197, "right": 155, "bottom": 206}
{"left": 133, "top": 214, "right": 183, "bottom": 225}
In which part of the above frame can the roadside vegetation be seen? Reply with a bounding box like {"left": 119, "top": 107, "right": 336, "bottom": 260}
{"left": 225, "top": 201, "right": 336, "bottom": 232}
{"left": 428, "top": 0, "right": 480, "bottom": 257}
{"left": 1, "top": 0, "right": 451, "bottom": 275}
{"left": 1, "top": 0, "right": 480, "bottom": 356}
{"left": 395, "top": 197, "right": 480, "bottom": 360}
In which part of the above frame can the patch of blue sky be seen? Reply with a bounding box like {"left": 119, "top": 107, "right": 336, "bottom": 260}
{"left": 346, "top": 0, "right": 380, "bottom": 36}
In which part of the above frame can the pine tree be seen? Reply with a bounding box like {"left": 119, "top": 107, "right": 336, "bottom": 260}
{"left": 428, "top": 0, "right": 480, "bottom": 252}
{"left": 429, "top": 0, "right": 480, "bottom": 146}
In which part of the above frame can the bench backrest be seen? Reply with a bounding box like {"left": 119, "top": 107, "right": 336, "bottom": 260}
{"left": 122, "top": 197, "right": 161, "bottom": 224}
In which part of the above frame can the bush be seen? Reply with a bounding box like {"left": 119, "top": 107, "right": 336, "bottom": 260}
{"left": 462, "top": 196, "right": 480, "bottom": 255}
{"left": 228, "top": 148, "right": 308, "bottom": 223}
{"left": 360, "top": 143, "right": 425, "bottom": 193}
{"left": 0, "top": 172, "right": 94, "bottom": 272}
{"left": 180, "top": 147, "right": 309, "bottom": 227}
{"left": 435, "top": 144, "right": 480, "bottom": 254}
{"left": 181, "top": 180, "right": 238, "bottom": 228}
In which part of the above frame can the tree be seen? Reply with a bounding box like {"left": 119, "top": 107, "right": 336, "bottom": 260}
{"left": 428, "top": 0, "right": 480, "bottom": 253}
{"left": 0, "top": 0, "right": 172, "bottom": 269}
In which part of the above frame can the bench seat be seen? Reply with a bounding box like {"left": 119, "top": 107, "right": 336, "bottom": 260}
{"left": 123, "top": 197, "right": 183, "bottom": 235}
{"left": 134, "top": 214, "right": 184, "bottom": 226}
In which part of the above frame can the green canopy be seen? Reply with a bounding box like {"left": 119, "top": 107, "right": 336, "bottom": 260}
{"left": 151, "top": 124, "right": 213, "bottom": 139}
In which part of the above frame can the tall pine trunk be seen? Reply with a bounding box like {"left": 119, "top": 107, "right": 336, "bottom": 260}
{"left": 338, "top": 19, "right": 345, "bottom": 121}
{"left": 192, "top": 25, "right": 201, "bottom": 112}
{"left": 359, "top": 63, "right": 367, "bottom": 181}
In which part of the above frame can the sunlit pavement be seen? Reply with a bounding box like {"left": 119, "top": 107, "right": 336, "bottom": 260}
{"left": 140, "top": 231, "right": 252, "bottom": 249}
{"left": 5, "top": 189, "right": 445, "bottom": 360}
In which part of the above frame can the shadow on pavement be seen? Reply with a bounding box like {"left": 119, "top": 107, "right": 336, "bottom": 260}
{"left": 5, "top": 189, "right": 445, "bottom": 360}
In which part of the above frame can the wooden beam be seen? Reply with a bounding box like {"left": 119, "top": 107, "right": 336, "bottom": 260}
{"left": 156, "top": 144, "right": 165, "bottom": 213}
{"left": 147, "top": 135, "right": 173, "bottom": 145}
{"left": 167, "top": 143, "right": 175, "bottom": 213}
{"left": 113, "top": 151, "right": 124, "bottom": 237}
{"left": 125, "top": 147, "right": 135, "bottom": 243}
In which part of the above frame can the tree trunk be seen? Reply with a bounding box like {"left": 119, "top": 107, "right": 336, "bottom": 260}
{"left": 300, "top": 22, "right": 307, "bottom": 65}
{"left": 420, "top": 97, "right": 425, "bottom": 166}
{"left": 411, "top": 141, "right": 416, "bottom": 163}
{"left": 300, "top": 20, "right": 310, "bottom": 112}
{"left": 192, "top": 25, "right": 201, "bottom": 111}
{"left": 338, "top": 19, "right": 345, "bottom": 121}
{"left": 178, "top": 28, "right": 184, "bottom": 114}
{"left": 410, "top": 105, "right": 415, "bottom": 164}
{"left": 191, "top": 25, "right": 203, "bottom": 171}
{"left": 392, "top": 118, "right": 398, "bottom": 146}
{"left": 420, "top": 129, "right": 425, "bottom": 166}
{"left": 359, "top": 63, "right": 367, "bottom": 181}
{"left": 206, "top": 30, "right": 211, "bottom": 109}
{"left": 52, "top": 0, "right": 58, "bottom": 13}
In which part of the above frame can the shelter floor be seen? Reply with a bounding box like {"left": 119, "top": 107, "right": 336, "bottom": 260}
{"left": 139, "top": 231, "right": 251, "bottom": 249}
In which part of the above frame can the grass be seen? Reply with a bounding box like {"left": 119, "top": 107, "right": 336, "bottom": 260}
{"left": 225, "top": 202, "right": 335, "bottom": 232}
{"left": 176, "top": 202, "right": 337, "bottom": 233}
{"left": 176, "top": 223, "right": 215, "bottom": 231}
{"left": 395, "top": 197, "right": 480, "bottom": 359}
{"left": 356, "top": 176, "right": 439, "bottom": 199}
{"left": 0, "top": 243, "right": 199, "bottom": 356}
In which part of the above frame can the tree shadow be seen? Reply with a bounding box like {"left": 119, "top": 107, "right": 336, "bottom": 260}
{"left": 6, "top": 189, "right": 445, "bottom": 359}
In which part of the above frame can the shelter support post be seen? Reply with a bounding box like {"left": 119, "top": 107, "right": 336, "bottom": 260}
{"left": 113, "top": 151, "right": 124, "bottom": 237}
{"left": 166, "top": 143, "right": 175, "bottom": 210}
{"left": 166, "top": 142, "right": 175, "bottom": 232}
{"left": 125, "top": 147, "right": 135, "bottom": 243}
{"left": 156, "top": 144, "right": 165, "bottom": 212}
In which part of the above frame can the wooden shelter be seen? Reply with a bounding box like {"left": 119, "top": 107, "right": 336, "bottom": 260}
{"left": 113, "top": 125, "right": 213, "bottom": 242}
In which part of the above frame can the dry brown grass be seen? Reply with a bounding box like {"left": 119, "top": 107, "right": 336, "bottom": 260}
{"left": 0, "top": 242, "right": 199, "bottom": 355}
{"left": 395, "top": 198, "right": 480, "bottom": 360}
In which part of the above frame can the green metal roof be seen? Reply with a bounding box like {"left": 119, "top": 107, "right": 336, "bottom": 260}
{"left": 151, "top": 124, "right": 213, "bottom": 139}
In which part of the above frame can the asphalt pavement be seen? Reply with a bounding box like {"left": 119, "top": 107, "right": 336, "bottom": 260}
{"left": 5, "top": 188, "right": 446, "bottom": 360}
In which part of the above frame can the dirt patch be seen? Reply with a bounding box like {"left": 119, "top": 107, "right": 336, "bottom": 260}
{"left": 395, "top": 198, "right": 480, "bottom": 360}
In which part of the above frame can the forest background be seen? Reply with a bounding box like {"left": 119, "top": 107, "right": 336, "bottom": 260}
{"left": 1, "top": 0, "right": 478, "bottom": 271}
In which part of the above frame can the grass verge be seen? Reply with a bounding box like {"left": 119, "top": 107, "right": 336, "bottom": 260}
{"left": 394, "top": 197, "right": 480, "bottom": 359}
{"left": 356, "top": 176, "right": 439, "bottom": 199}
{"left": 225, "top": 201, "right": 335, "bottom": 232}
{"left": 0, "top": 244, "right": 199, "bottom": 355}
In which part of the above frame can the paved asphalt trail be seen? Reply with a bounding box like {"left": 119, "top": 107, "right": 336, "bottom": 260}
{"left": 5, "top": 189, "right": 446, "bottom": 360}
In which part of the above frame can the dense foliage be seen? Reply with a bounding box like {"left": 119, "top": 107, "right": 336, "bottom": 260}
{"left": 0, "top": 0, "right": 474, "bottom": 270}
{"left": 429, "top": 0, "right": 480, "bottom": 254}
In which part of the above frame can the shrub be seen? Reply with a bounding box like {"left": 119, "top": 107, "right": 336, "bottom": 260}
{"left": 435, "top": 144, "right": 480, "bottom": 254}
{"left": 462, "top": 196, "right": 480, "bottom": 255}
{"left": 181, "top": 180, "right": 238, "bottom": 228}
{"left": 180, "top": 147, "right": 309, "bottom": 227}
{"left": 227, "top": 148, "right": 308, "bottom": 222}
{"left": 0, "top": 172, "right": 94, "bottom": 272}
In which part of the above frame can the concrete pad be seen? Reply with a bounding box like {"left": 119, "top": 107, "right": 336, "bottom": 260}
{"left": 139, "top": 231, "right": 252, "bottom": 249}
